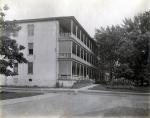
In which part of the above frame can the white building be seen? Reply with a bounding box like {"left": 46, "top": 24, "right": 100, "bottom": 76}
{"left": 2, "top": 16, "right": 98, "bottom": 87}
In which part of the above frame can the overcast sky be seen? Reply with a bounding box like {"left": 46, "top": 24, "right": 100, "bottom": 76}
{"left": 1, "top": 0, "right": 150, "bottom": 36}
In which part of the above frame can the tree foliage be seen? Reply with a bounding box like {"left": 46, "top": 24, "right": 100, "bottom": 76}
{"left": 95, "top": 10, "right": 150, "bottom": 86}
{"left": 0, "top": 5, "right": 27, "bottom": 76}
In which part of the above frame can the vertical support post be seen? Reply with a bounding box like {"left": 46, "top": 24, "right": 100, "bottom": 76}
{"left": 79, "top": 64, "right": 81, "bottom": 80}
{"left": 80, "top": 46, "right": 81, "bottom": 58}
{"left": 83, "top": 66, "right": 84, "bottom": 80}
{"left": 75, "top": 62, "right": 77, "bottom": 77}
{"left": 71, "top": 20, "right": 73, "bottom": 35}
{"left": 83, "top": 34, "right": 85, "bottom": 43}
{"left": 71, "top": 61, "right": 72, "bottom": 79}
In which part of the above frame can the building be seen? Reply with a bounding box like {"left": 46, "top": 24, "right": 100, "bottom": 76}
{"left": 3, "top": 16, "right": 99, "bottom": 87}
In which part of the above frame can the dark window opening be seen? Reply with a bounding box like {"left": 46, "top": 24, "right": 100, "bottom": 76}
{"left": 84, "top": 51, "right": 86, "bottom": 61}
{"left": 28, "top": 43, "right": 33, "bottom": 55}
{"left": 72, "top": 42, "right": 76, "bottom": 55}
{"left": 77, "top": 63, "right": 80, "bottom": 75}
{"left": 29, "top": 49, "right": 33, "bottom": 55}
{"left": 72, "top": 62, "right": 76, "bottom": 75}
{"left": 28, "top": 62, "right": 33, "bottom": 74}
{"left": 81, "top": 49, "right": 84, "bottom": 59}
{"left": 77, "top": 45, "right": 80, "bottom": 57}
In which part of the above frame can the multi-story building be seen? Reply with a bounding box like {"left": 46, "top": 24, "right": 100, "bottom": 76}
{"left": 4, "top": 16, "right": 98, "bottom": 87}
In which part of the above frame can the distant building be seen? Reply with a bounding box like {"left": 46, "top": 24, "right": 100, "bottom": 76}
{"left": 3, "top": 16, "right": 99, "bottom": 87}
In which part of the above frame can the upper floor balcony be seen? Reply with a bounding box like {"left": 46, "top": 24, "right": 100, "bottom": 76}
{"left": 58, "top": 18, "right": 98, "bottom": 55}
{"left": 57, "top": 52, "right": 97, "bottom": 68}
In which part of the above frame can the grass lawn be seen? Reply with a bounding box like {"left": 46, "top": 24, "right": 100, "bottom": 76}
{"left": 90, "top": 84, "right": 150, "bottom": 93}
{"left": 0, "top": 92, "right": 42, "bottom": 100}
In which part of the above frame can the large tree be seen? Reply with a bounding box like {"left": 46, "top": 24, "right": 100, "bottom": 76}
{"left": 95, "top": 10, "right": 150, "bottom": 86}
{"left": 122, "top": 11, "right": 150, "bottom": 85}
{"left": 0, "top": 5, "right": 27, "bottom": 76}
{"left": 95, "top": 25, "right": 125, "bottom": 80}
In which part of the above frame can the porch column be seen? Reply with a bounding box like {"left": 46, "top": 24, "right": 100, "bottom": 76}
{"left": 75, "top": 62, "right": 77, "bottom": 76}
{"left": 80, "top": 46, "right": 81, "bottom": 58}
{"left": 71, "top": 61, "right": 72, "bottom": 79}
{"left": 83, "top": 66, "right": 84, "bottom": 80}
{"left": 79, "top": 64, "right": 81, "bottom": 80}
{"left": 71, "top": 20, "right": 73, "bottom": 34}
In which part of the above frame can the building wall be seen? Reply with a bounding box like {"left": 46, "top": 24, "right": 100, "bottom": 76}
{"left": 5, "top": 21, "right": 58, "bottom": 87}
{"left": 0, "top": 17, "right": 98, "bottom": 87}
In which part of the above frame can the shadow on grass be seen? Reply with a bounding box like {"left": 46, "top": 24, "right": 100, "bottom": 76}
{"left": 102, "top": 107, "right": 149, "bottom": 117}
{"left": 0, "top": 92, "right": 42, "bottom": 100}
{"left": 77, "top": 107, "right": 149, "bottom": 117}
{"left": 90, "top": 84, "right": 150, "bottom": 93}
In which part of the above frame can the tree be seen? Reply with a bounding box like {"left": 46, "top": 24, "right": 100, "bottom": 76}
{"left": 95, "top": 25, "right": 125, "bottom": 81}
{"left": 95, "top": 10, "right": 150, "bottom": 86}
{"left": 122, "top": 11, "right": 150, "bottom": 86}
{"left": 0, "top": 5, "right": 27, "bottom": 76}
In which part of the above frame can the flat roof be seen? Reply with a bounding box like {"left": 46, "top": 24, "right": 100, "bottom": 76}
{"left": 11, "top": 16, "right": 96, "bottom": 43}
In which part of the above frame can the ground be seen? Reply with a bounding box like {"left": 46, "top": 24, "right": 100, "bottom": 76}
{"left": 0, "top": 92, "right": 42, "bottom": 100}
{"left": 90, "top": 84, "right": 150, "bottom": 93}
{"left": 1, "top": 92, "right": 149, "bottom": 118}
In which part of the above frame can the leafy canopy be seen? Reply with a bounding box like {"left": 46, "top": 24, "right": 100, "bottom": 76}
{"left": 0, "top": 5, "right": 27, "bottom": 76}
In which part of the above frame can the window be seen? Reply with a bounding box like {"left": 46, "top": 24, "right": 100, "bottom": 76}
{"left": 72, "top": 42, "right": 76, "bottom": 55}
{"left": 81, "top": 65, "right": 83, "bottom": 76}
{"left": 28, "top": 43, "right": 33, "bottom": 55}
{"left": 27, "top": 24, "right": 34, "bottom": 36}
{"left": 77, "top": 63, "right": 80, "bottom": 76}
{"left": 77, "top": 29, "right": 80, "bottom": 39}
{"left": 14, "top": 63, "right": 18, "bottom": 74}
{"left": 73, "top": 23, "right": 76, "bottom": 35}
{"left": 72, "top": 62, "right": 76, "bottom": 75}
{"left": 90, "top": 42, "right": 92, "bottom": 50}
{"left": 84, "top": 66, "right": 86, "bottom": 77}
{"left": 84, "top": 50, "right": 86, "bottom": 61}
{"left": 87, "top": 53, "right": 89, "bottom": 62}
{"left": 81, "top": 49, "right": 84, "bottom": 59}
{"left": 90, "top": 55, "right": 92, "bottom": 64}
{"left": 77, "top": 45, "right": 80, "bottom": 57}
{"left": 84, "top": 36, "right": 86, "bottom": 45}
{"left": 81, "top": 33, "right": 84, "bottom": 42}
{"left": 87, "top": 39, "right": 89, "bottom": 47}
{"left": 28, "top": 62, "right": 33, "bottom": 74}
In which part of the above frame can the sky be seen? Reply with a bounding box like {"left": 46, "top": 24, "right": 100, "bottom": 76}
{"left": 1, "top": 0, "right": 150, "bottom": 37}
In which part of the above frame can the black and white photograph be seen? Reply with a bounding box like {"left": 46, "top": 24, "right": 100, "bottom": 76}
{"left": 0, "top": 0, "right": 150, "bottom": 118}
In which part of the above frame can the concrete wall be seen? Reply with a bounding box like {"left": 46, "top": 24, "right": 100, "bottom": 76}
{"left": 59, "top": 41, "right": 72, "bottom": 53}
{"left": 58, "top": 79, "right": 76, "bottom": 87}
{"left": 5, "top": 21, "right": 59, "bottom": 87}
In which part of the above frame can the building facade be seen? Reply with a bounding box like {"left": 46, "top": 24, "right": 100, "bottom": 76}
{"left": 4, "top": 16, "right": 98, "bottom": 87}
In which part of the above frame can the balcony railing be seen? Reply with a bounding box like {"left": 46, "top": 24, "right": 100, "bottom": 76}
{"left": 58, "top": 53, "right": 71, "bottom": 58}
{"left": 58, "top": 74, "right": 71, "bottom": 80}
{"left": 59, "top": 33, "right": 71, "bottom": 37}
